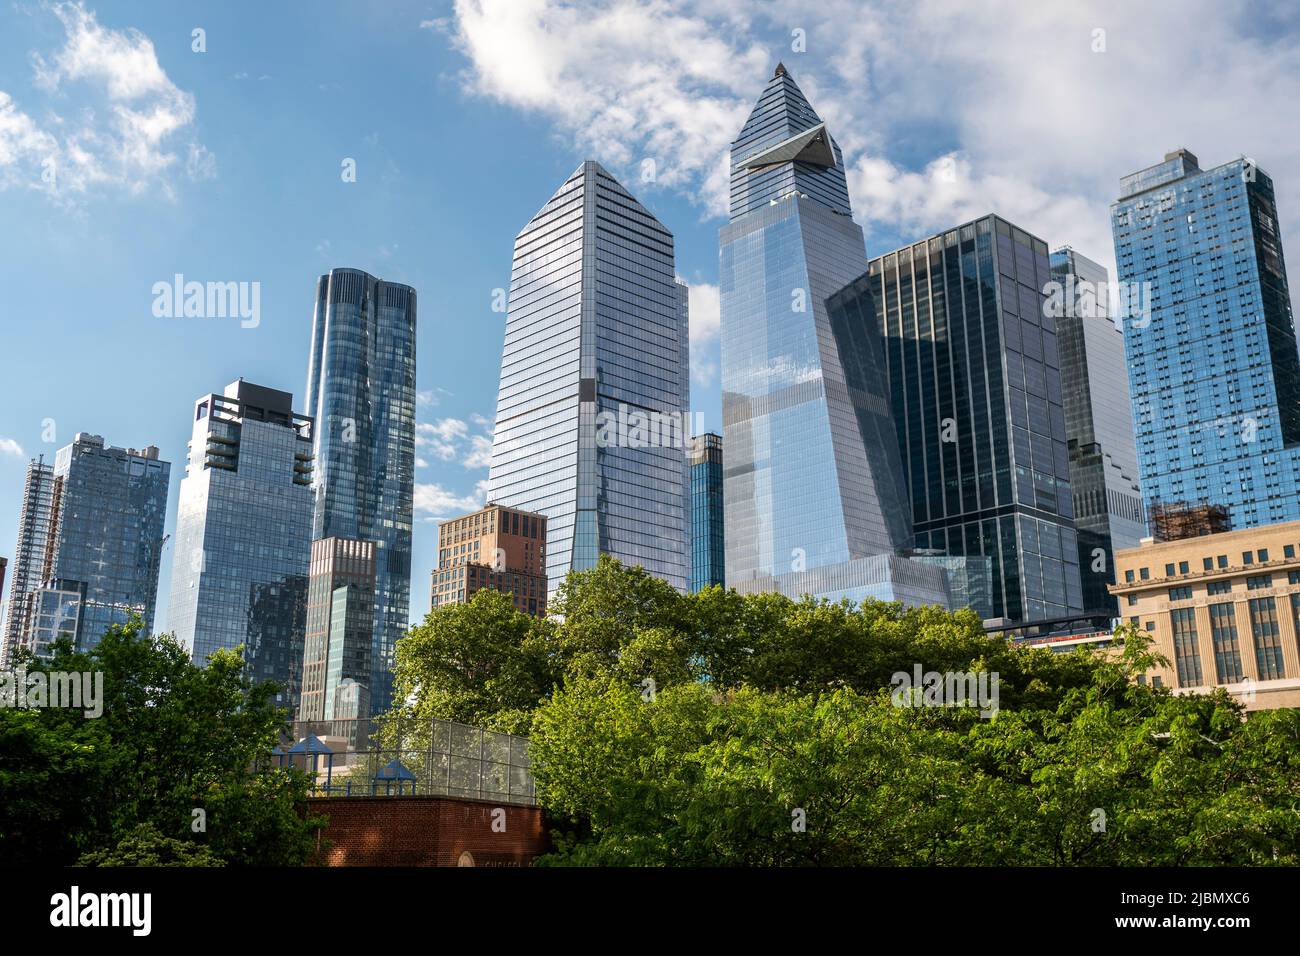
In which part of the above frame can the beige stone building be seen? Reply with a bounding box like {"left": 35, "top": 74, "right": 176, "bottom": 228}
{"left": 1110, "top": 521, "right": 1300, "bottom": 710}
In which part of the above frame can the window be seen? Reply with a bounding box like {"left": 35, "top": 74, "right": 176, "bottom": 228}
{"left": 1217, "top": 555, "right": 1228, "bottom": 569}
{"left": 1285, "top": 544, "right": 1295, "bottom": 559}
{"left": 1258, "top": 549, "right": 1269, "bottom": 563}
{"left": 1125, "top": 570, "right": 1135, "bottom": 583}
{"left": 1127, "top": 594, "right": 1138, "bottom": 606}
{"left": 1247, "top": 574, "right": 1273, "bottom": 590}
{"left": 1170, "top": 607, "right": 1202, "bottom": 686}
{"left": 1207, "top": 580, "right": 1232, "bottom": 595}
{"left": 1179, "top": 561, "right": 1189, "bottom": 574}
{"left": 1249, "top": 597, "right": 1286, "bottom": 680}
{"left": 1290, "top": 570, "right": 1300, "bottom": 585}
{"left": 1140, "top": 567, "right": 1150, "bottom": 580}
{"left": 1203, "top": 557, "right": 1214, "bottom": 571}
{"left": 1168, "top": 586, "right": 1193, "bottom": 601}
{"left": 1145, "top": 621, "right": 1155, "bottom": 631}
{"left": 1165, "top": 563, "right": 1176, "bottom": 577}
{"left": 1243, "top": 551, "right": 1254, "bottom": 565}
{"left": 1209, "top": 603, "right": 1243, "bottom": 683}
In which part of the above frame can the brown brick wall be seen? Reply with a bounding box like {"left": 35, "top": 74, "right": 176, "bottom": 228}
{"left": 307, "top": 795, "right": 550, "bottom": 867}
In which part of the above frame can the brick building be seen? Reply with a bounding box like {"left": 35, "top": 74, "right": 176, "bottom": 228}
{"left": 430, "top": 503, "right": 547, "bottom": 616}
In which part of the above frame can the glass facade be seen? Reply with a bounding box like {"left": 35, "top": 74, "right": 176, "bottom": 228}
{"left": 690, "top": 433, "right": 725, "bottom": 592}
{"left": 1049, "top": 247, "right": 1146, "bottom": 612}
{"left": 298, "top": 537, "right": 376, "bottom": 723}
{"left": 13, "top": 434, "right": 172, "bottom": 653}
{"left": 1112, "top": 149, "right": 1300, "bottom": 529}
{"left": 720, "top": 65, "right": 948, "bottom": 608}
{"left": 838, "top": 216, "right": 1086, "bottom": 623}
{"left": 306, "top": 268, "right": 416, "bottom": 716}
{"left": 168, "top": 381, "right": 314, "bottom": 710}
{"left": 2, "top": 457, "right": 56, "bottom": 662}
{"left": 486, "top": 160, "right": 691, "bottom": 595}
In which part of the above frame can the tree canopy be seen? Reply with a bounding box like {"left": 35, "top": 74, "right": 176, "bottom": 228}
{"left": 0, "top": 619, "right": 320, "bottom": 867}
{"left": 394, "top": 555, "right": 1300, "bottom": 866}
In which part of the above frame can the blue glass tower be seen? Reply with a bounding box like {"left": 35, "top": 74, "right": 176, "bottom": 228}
{"left": 487, "top": 160, "right": 691, "bottom": 595}
{"left": 690, "top": 433, "right": 724, "bottom": 592}
{"left": 306, "top": 268, "right": 416, "bottom": 716}
{"left": 7, "top": 434, "right": 170, "bottom": 655}
{"left": 1112, "top": 149, "right": 1300, "bottom": 531}
{"left": 720, "top": 64, "right": 949, "bottom": 607}
{"left": 168, "top": 380, "right": 315, "bottom": 708}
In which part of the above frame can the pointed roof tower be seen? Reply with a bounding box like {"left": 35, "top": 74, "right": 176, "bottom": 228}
{"left": 728, "top": 65, "right": 851, "bottom": 221}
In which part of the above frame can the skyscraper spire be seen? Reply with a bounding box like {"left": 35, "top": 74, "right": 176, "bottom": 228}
{"left": 718, "top": 69, "right": 951, "bottom": 610}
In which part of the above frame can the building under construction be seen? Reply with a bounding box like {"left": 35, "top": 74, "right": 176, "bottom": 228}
{"left": 1147, "top": 500, "right": 1232, "bottom": 542}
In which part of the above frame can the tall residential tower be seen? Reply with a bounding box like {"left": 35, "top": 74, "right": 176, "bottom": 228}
{"left": 306, "top": 268, "right": 416, "bottom": 716}
{"left": 167, "top": 380, "right": 315, "bottom": 709}
{"left": 1112, "top": 149, "right": 1300, "bottom": 533}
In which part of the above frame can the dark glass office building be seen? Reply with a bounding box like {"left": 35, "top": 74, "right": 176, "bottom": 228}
{"left": 306, "top": 268, "right": 416, "bottom": 716}
{"left": 1049, "top": 247, "right": 1146, "bottom": 613}
{"left": 486, "top": 160, "right": 691, "bottom": 595}
{"left": 168, "top": 380, "right": 314, "bottom": 709}
{"left": 831, "top": 216, "right": 1085, "bottom": 622}
{"left": 720, "top": 64, "right": 950, "bottom": 608}
{"left": 690, "top": 433, "right": 724, "bottom": 592}
{"left": 1111, "top": 149, "right": 1300, "bottom": 530}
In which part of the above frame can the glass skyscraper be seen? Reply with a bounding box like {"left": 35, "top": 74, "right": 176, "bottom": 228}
{"left": 689, "top": 432, "right": 724, "bottom": 592}
{"left": 6, "top": 434, "right": 170, "bottom": 656}
{"left": 2, "top": 456, "right": 55, "bottom": 663}
{"left": 1112, "top": 148, "right": 1300, "bottom": 530}
{"left": 486, "top": 160, "right": 691, "bottom": 595}
{"left": 720, "top": 64, "right": 950, "bottom": 608}
{"left": 168, "top": 380, "right": 315, "bottom": 709}
{"left": 831, "top": 216, "right": 1085, "bottom": 623}
{"left": 306, "top": 268, "right": 416, "bottom": 715}
{"left": 1049, "top": 247, "right": 1146, "bottom": 612}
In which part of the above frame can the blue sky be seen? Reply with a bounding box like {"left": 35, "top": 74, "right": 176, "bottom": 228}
{"left": 1, "top": 0, "right": 1298, "bottom": 628}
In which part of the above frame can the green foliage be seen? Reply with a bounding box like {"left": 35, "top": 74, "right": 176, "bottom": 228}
{"left": 391, "top": 555, "right": 1300, "bottom": 866}
{"left": 77, "top": 824, "right": 226, "bottom": 867}
{"left": 0, "top": 618, "right": 322, "bottom": 867}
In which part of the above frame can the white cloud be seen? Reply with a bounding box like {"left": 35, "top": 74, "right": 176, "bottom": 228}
{"left": 464, "top": 434, "right": 494, "bottom": 469}
{"left": 683, "top": 280, "right": 720, "bottom": 386}
{"left": 0, "top": 437, "right": 25, "bottom": 457}
{"left": 416, "top": 415, "right": 495, "bottom": 469}
{"left": 417, "top": 418, "right": 469, "bottom": 460}
{"left": 444, "top": 0, "right": 1300, "bottom": 273}
{"left": 415, "top": 479, "right": 490, "bottom": 520}
{"left": 444, "top": 0, "right": 769, "bottom": 214}
{"left": 2, "top": 2, "right": 209, "bottom": 199}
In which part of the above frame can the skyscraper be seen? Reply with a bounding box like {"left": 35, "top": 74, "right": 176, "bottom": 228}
{"left": 306, "top": 268, "right": 416, "bottom": 715}
{"left": 1112, "top": 148, "right": 1300, "bottom": 532}
{"left": 720, "top": 64, "right": 950, "bottom": 608}
{"left": 2, "top": 457, "right": 55, "bottom": 663}
{"left": 830, "top": 215, "right": 1085, "bottom": 623}
{"left": 1049, "top": 247, "right": 1146, "bottom": 612}
{"left": 486, "top": 160, "right": 691, "bottom": 595}
{"left": 5, "top": 434, "right": 169, "bottom": 657}
{"left": 689, "top": 433, "right": 724, "bottom": 592}
{"left": 298, "top": 536, "right": 376, "bottom": 724}
{"left": 168, "top": 380, "right": 315, "bottom": 708}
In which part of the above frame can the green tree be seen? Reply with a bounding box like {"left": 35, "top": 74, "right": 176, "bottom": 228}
{"left": 0, "top": 618, "right": 321, "bottom": 866}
